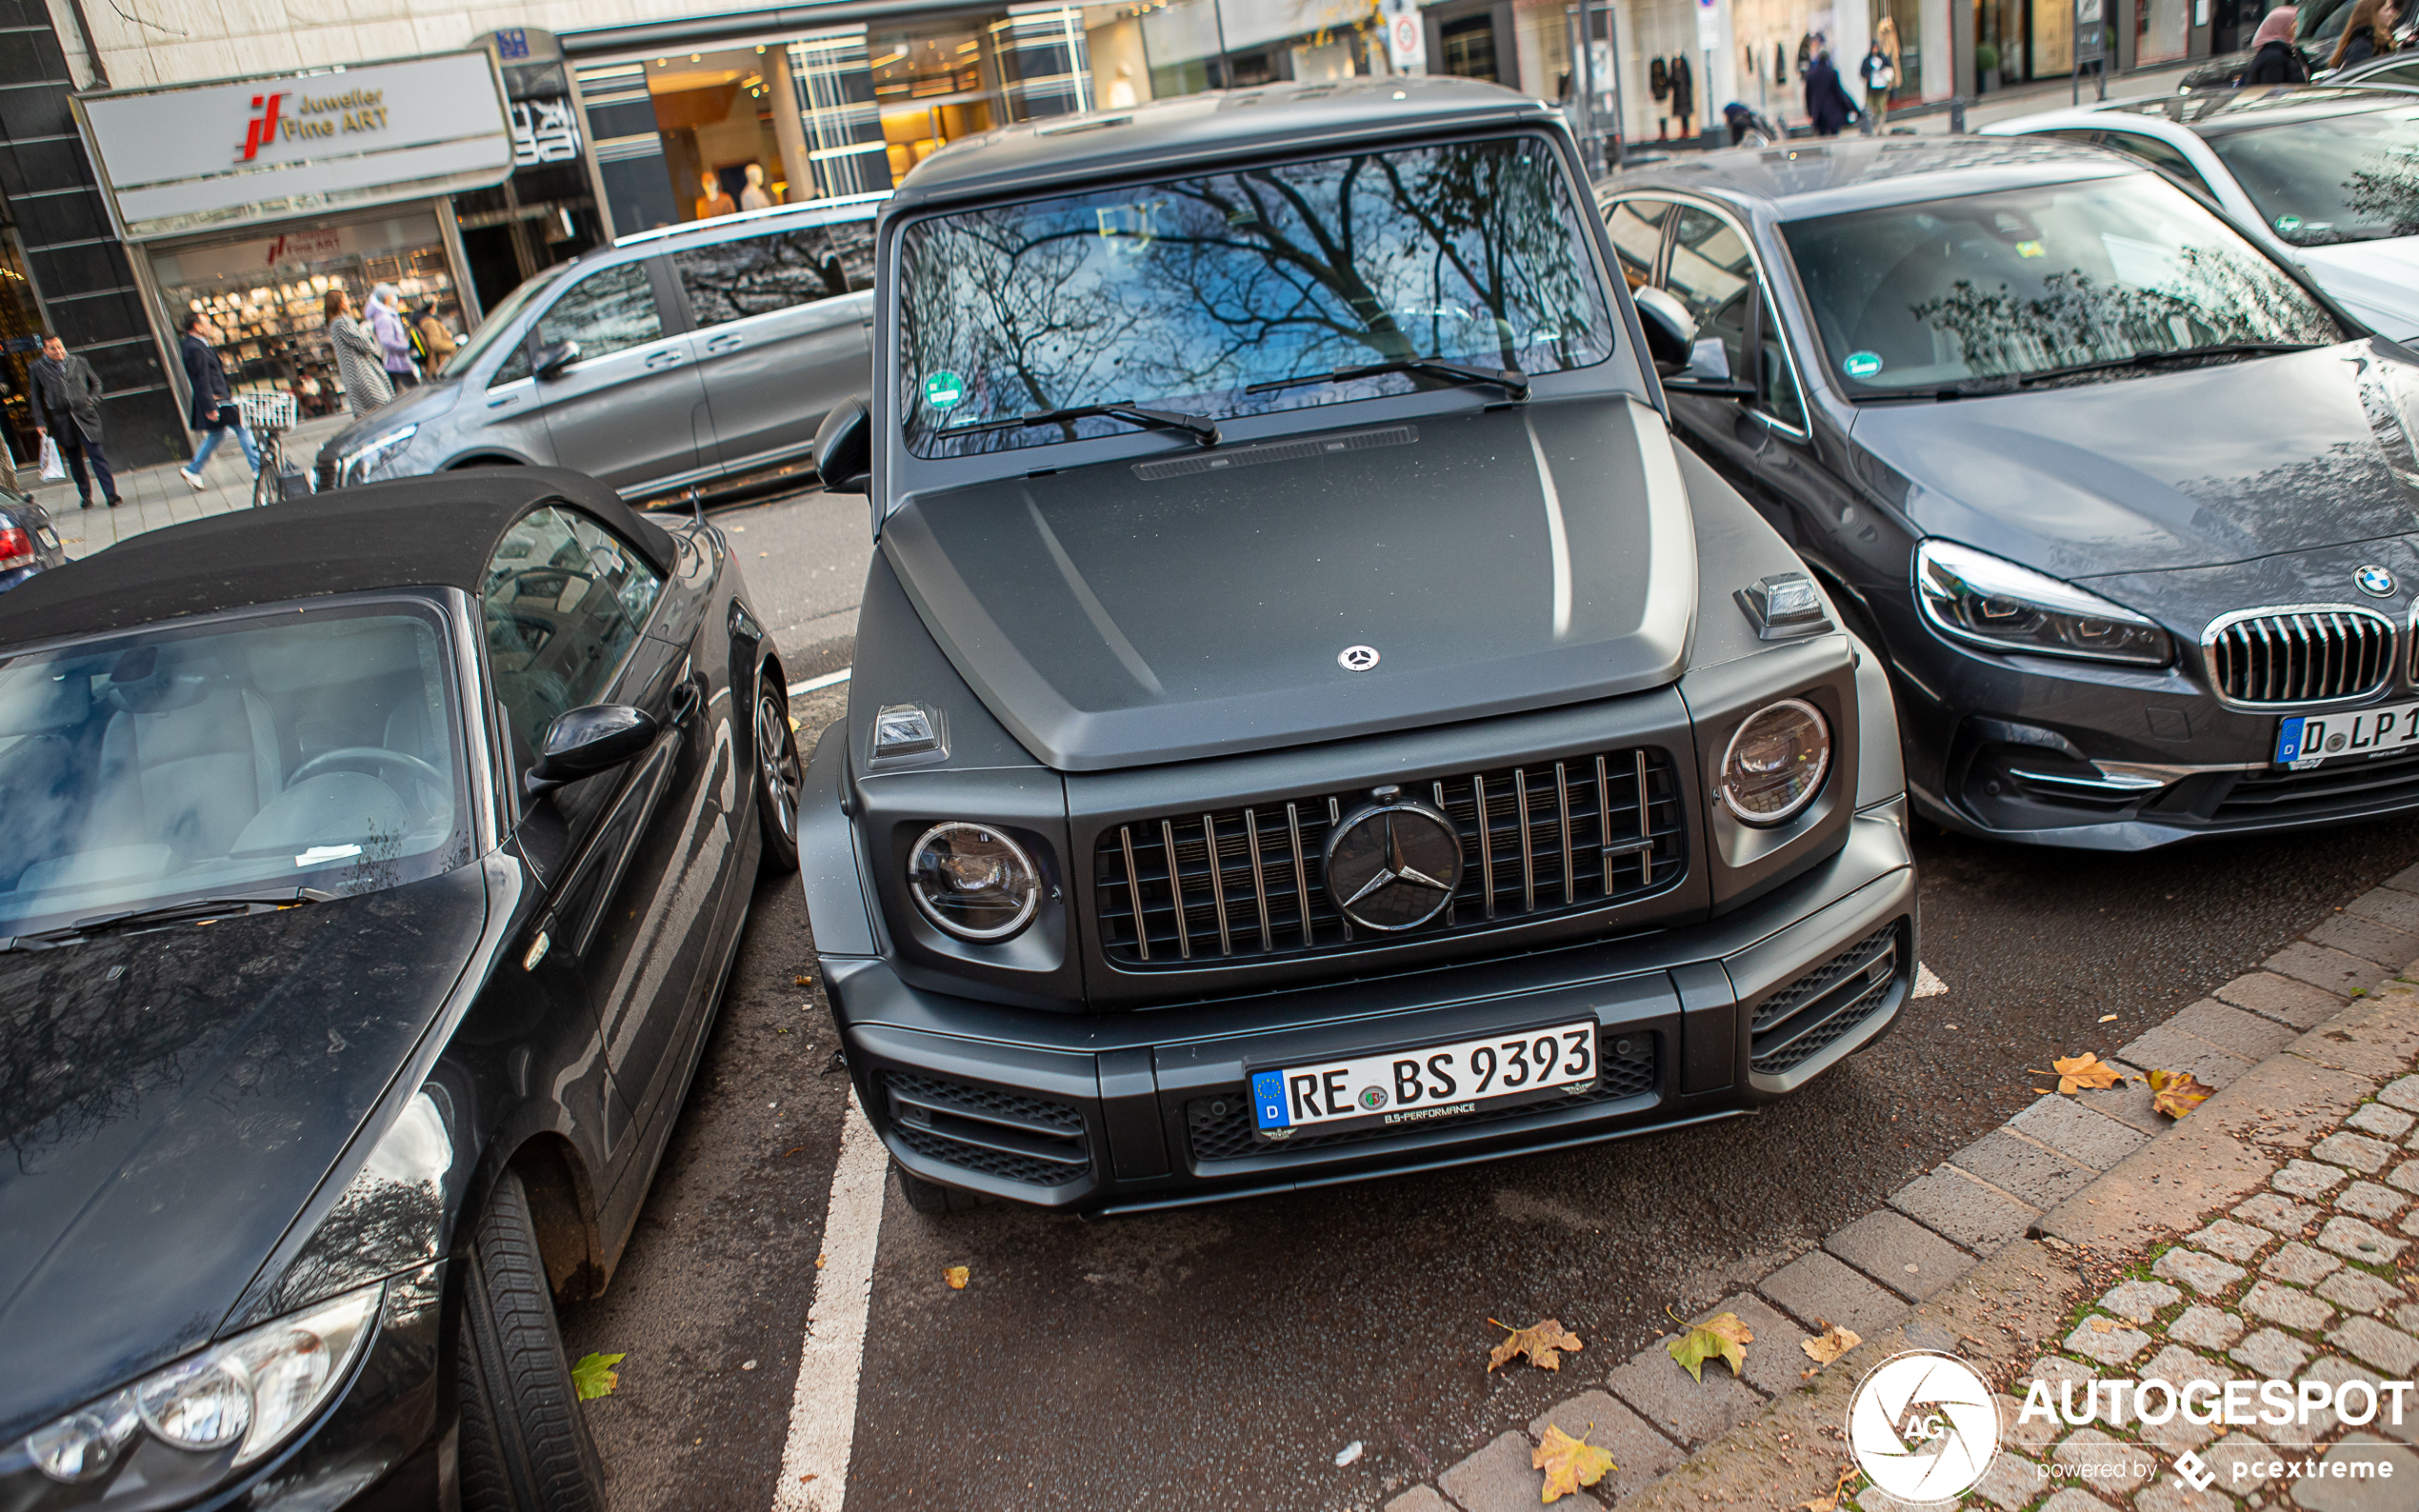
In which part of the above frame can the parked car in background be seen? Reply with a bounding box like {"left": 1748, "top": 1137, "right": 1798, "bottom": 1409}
{"left": 315, "top": 194, "right": 883, "bottom": 500}
{"left": 1985, "top": 88, "right": 2419, "bottom": 339}
{"left": 1602, "top": 134, "right": 2419, "bottom": 849}
{"left": 0, "top": 486, "right": 64, "bottom": 592}
{"left": 2171, "top": 0, "right": 2383, "bottom": 90}
{"left": 0, "top": 470, "right": 802, "bottom": 1510}
{"left": 801, "top": 77, "right": 1916, "bottom": 1216}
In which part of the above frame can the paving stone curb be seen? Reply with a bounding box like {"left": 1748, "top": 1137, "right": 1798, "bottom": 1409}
{"left": 1382, "top": 866, "right": 2419, "bottom": 1512}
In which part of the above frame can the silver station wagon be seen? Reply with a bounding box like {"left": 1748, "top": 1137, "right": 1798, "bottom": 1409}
{"left": 315, "top": 194, "right": 882, "bottom": 497}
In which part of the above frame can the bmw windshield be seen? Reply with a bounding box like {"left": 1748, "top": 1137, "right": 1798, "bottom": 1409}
{"left": 0, "top": 599, "right": 471, "bottom": 939}
{"left": 895, "top": 133, "right": 1619, "bottom": 457}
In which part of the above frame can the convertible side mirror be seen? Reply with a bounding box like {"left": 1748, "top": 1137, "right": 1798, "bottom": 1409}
{"left": 532, "top": 339, "right": 581, "bottom": 381}
{"left": 814, "top": 396, "right": 871, "bottom": 494}
{"left": 528, "top": 703, "right": 656, "bottom": 793}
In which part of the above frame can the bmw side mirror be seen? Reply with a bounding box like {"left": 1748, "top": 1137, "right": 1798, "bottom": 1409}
{"left": 815, "top": 396, "right": 871, "bottom": 494}
{"left": 528, "top": 703, "right": 656, "bottom": 794}
{"left": 1633, "top": 287, "right": 1697, "bottom": 374}
{"left": 532, "top": 339, "right": 581, "bottom": 381}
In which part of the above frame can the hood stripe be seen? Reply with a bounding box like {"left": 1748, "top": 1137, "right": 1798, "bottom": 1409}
{"left": 1527, "top": 411, "right": 1574, "bottom": 640}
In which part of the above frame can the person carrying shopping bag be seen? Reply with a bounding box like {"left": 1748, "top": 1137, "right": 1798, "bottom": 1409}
{"left": 31, "top": 334, "right": 117, "bottom": 509}
{"left": 326, "top": 289, "right": 393, "bottom": 417}
{"left": 176, "top": 310, "right": 260, "bottom": 491}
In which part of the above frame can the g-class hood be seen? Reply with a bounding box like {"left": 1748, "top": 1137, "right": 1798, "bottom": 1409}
{"left": 1849, "top": 342, "right": 2419, "bottom": 580}
{"left": 880, "top": 397, "right": 1696, "bottom": 771}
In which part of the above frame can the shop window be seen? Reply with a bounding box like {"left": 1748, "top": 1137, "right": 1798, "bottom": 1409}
{"left": 530, "top": 262, "right": 664, "bottom": 368}
{"left": 1438, "top": 14, "right": 1499, "bottom": 80}
{"left": 673, "top": 226, "right": 857, "bottom": 327}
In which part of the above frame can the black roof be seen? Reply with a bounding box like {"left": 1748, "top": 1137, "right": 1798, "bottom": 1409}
{"left": 1603, "top": 134, "right": 2130, "bottom": 220}
{"left": 887, "top": 76, "right": 1556, "bottom": 209}
{"left": 2104, "top": 83, "right": 2418, "bottom": 132}
{"left": 0, "top": 468, "right": 677, "bottom": 647}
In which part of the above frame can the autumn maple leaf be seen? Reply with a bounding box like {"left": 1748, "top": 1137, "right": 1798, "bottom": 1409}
{"left": 2052, "top": 1052, "right": 2122, "bottom": 1093}
{"left": 1665, "top": 1311, "right": 1751, "bottom": 1382}
{"left": 2147, "top": 1067, "right": 2214, "bottom": 1119}
{"left": 1488, "top": 1318, "right": 1583, "bottom": 1372}
{"left": 1800, "top": 1322, "right": 1860, "bottom": 1365}
{"left": 571, "top": 1351, "right": 625, "bottom": 1401}
{"left": 1532, "top": 1423, "right": 1617, "bottom": 1503}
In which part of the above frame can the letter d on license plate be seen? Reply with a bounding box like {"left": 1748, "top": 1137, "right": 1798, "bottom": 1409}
{"left": 1249, "top": 1020, "right": 1598, "bottom": 1141}
{"left": 2278, "top": 700, "right": 2419, "bottom": 769}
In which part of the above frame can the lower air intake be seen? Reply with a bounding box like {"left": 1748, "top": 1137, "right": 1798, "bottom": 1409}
{"left": 1749, "top": 924, "right": 1902, "bottom": 1075}
{"left": 882, "top": 1071, "right": 1090, "bottom": 1187}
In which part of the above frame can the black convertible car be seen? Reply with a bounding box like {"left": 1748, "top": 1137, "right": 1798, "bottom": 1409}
{"left": 1605, "top": 135, "right": 2419, "bottom": 847}
{"left": 0, "top": 471, "right": 799, "bottom": 1509}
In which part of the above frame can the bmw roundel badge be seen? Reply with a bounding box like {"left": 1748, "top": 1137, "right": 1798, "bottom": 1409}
{"left": 2357, "top": 565, "right": 2397, "bottom": 598}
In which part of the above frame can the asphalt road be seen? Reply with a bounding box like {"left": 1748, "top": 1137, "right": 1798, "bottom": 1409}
{"left": 560, "top": 484, "right": 2419, "bottom": 1512}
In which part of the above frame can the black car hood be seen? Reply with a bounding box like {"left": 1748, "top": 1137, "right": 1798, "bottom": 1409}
{"left": 879, "top": 398, "right": 1698, "bottom": 771}
{"left": 0, "top": 866, "right": 487, "bottom": 1438}
{"left": 1850, "top": 343, "right": 2419, "bottom": 581}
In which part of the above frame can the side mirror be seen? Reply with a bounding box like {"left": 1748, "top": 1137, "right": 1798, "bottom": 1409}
{"left": 814, "top": 395, "right": 872, "bottom": 494}
{"left": 528, "top": 703, "right": 656, "bottom": 793}
{"left": 1633, "top": 287, "right": 1697, "bottom": 374}
{"left": 532, "top": 339, "right": 581, "bottom": 380}
{"left": 1660, "top": 329, "right": 1763, "bottom": 402}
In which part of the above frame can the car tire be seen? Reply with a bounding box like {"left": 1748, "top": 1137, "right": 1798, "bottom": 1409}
{"left": 754, "top": 668, "right": 803, "bottom": 876}
{"left": 894, "top": 1160, "right": 985, "bottom": 1216}
{"left": 455, "top": 1169, "right": 608, "bottom": 1512}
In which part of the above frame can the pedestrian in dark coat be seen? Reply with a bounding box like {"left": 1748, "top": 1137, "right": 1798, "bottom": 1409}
{"left": 177, "top": 310, "right": 259, "bottom": 491}
{"left": 30, "top": 334, "right": 116, "bottom": 508}
{"left": 2242, "top": 7, "right": 2310, "bottom": 81}
{"left": 1805, "top": 41, "right": 1859, "bottom": 136}
{"left": 2329, "top": 0, "right": 2393, "bottom": 68}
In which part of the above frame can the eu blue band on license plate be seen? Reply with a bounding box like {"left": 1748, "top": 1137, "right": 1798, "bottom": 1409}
{"left": 1250, "top": 1069, "right": 1289, "bottom": 1130}
{"left": 1249, "top": 1019, "right": 1599, "bottom": 1140}
{"left": 2275, "top": 715, "right": 2306, "bottom": 764}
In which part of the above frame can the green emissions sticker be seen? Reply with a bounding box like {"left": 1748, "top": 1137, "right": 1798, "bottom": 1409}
{"left": 1843, "top": 350, "right": 1885, "bottom": 379}
{"left": 923, "top": 371, "right": 965, "bottom": 409}
{"left": 2276, "top": 214, "right": 2303, "bottom": 234}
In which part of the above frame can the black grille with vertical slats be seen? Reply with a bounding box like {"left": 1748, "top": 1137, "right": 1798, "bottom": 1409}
{"left": 1092, "top": 749, "right": 1685, "bottom": 969}
{"left": 2204, "top": 607, "right": 2394, "bottom": 706}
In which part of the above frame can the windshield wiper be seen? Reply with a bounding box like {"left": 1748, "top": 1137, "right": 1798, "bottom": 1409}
{"left": 1, "top": 887, "right": 333, "bottom": 952}
{"left": 1246, "top": 357, "right": 1531, "bottom": 401}
{"left": 2014, "top": 342, "right": 2321, "bottom": 388}
{"left": 941, "top": 402, "right": 1219, "bottom": 446}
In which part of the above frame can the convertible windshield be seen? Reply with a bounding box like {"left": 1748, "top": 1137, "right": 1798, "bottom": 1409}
{"left": 1782, "top": 174, "right": 2339, "bottom": 394}
{"left": 897, "top": 134, "right": 1618, "bottom": 456}
{"left": 2205, "top": 103, "right": 2419, "bottom": 247}
{"left": 0, "top": 600, "right": 470, "bottom": 937}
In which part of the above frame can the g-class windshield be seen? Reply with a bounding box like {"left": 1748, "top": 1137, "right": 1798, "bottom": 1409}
{"left": 896, "top": 134, "right": 1619, "bottom": 457}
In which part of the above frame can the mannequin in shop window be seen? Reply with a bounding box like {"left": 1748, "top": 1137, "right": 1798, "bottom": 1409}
{"left": 696, "top": 169, "right": 737, "bottom": 221}
{"left": 740, "top": 163, "right": 774, "bottom": 211}
{"left": 1669, "top": 54, "right": 1694, "bottom": 137}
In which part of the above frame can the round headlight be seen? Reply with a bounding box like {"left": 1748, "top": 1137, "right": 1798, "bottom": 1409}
{"left": 908, "top": 823, "right": 1040, "bottom": 941}
{"left": 135, "top": 1359, "right": 250, "bottom": 1451}
{"left": 1720, "top": 698, "right": 1831, "bottom": 826}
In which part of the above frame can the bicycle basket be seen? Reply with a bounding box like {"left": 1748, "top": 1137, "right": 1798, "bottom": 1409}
{"left": 236, "top": 391, "right": 298, "bottom": 430}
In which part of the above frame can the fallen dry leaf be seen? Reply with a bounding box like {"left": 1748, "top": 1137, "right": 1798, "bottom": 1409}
{"left": 1533, "top": 1423, "right": 1617, "bottom": 1503}
{"left": 793, "top": 976, "right": 812, "bottom": 986}
{"left": 571, "top": 1351, "right": 625, "bottom": 1401}
{"left": 2148, "top": 1067, "right": 2215, "bottom": 1119}
{"left": 1666, "top": 1311, "right": 1752, "bottom": 1382}
{"left": 1800, "top": 1322, "right": 1860, "bottom": 1364}
{"left": 1489, "top": 1318, "right": 1584, "bottom": 1372}
{"left": 2053, "top": 1052, "right": 2122, "bottom": 1093}
{"left": 1799, "top": 1464, "right": 1860, "bottom": 1512}
{"left": 815, "top": 1252, "right": 827, "bottom": 1269}
{"left": 2098, "top": 1014, "right": 2119, "bottom": 1023}
{"left": 2089, "top": 1316, "right": 2117, "bottom": 1334}
{"left": 944, "top": 1266, "right": 970, "bottom": 1289}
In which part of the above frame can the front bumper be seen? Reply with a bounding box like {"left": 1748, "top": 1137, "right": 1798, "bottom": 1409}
{"left": 823, "top": 806, "right": 1914, "bottom": 1212}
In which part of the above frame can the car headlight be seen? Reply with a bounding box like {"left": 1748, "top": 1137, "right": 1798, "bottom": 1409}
{"left": 1915, "top": 539, "right": 2171, "bottom": 666}
{"left": 1720, "top": 698, "right": 1831, "bottom": 826}
{"left": 24, "top": 1283, "right": 380, "bottom": 1482}
{"left": 907, "top": 822, "right": 1040, "bottom": 940}
{"left": 334, "top": 423, "right": 418, "bottom": 487}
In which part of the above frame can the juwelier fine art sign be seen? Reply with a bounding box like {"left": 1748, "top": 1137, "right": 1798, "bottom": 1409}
{"left": 74, "top": 51, "right": 514, "bottom": 241}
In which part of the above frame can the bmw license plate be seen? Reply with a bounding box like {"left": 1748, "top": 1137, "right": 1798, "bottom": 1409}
{"left": 1249, "top": 1020, "right": 1598, "bottom": 1141}
{"left": 2276, "top": 702, "right": 2419, "bottom": 769}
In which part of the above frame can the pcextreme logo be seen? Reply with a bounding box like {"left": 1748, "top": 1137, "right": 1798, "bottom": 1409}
{"left": 233, "top": 87, "right": 391, "bottom": 163}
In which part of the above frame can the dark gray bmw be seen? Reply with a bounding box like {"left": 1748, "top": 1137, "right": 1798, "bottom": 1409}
{"left": 1603, "top": 135, "right": 2419, "bottom": 848}
{"left": 798, "top": 78, "right": 1918, "bottom": 1214}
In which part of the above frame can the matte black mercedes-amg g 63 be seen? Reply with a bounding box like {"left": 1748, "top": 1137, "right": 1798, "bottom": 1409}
{"left": 800, "top": 76, "right": 1917, "bottom": 1213}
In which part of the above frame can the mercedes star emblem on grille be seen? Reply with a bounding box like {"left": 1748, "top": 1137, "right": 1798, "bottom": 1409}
{"left": 1337, "top": 644, "right": 1380, "bottom": 671}
{"left": 2357, "top": 565, "right": 2397, "bottom": 598}
{"left": 1323, "top": 798, "right": 1462, "bottom": 931}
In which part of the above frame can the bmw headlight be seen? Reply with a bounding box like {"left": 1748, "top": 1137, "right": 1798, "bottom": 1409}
{"left": 1915, "top": 540, "right": 2171, "bottom": 666}
{"left": 334, "top": 423, "right": 419, "bottom": 487}
{"left": 24, "top": 1282, "right": 380, "bottom": 1482}
{"left": 1720, "top": 698, "right": 1831, "bottom": 826}
{"left": 908, "top": 823, "right": 1040, "bottom": 940}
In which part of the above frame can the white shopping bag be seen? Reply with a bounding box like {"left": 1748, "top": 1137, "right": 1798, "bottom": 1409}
{"left": 36, "top": 435, "right": 63, "bottom": 481}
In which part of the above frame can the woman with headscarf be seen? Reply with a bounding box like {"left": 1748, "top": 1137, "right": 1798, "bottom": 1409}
{"left": 325, "top": 288, "right": 393, "bottom": 417}
{"left": 2242, "top": 7, "right": 2309, "bottom": 82}
{"left": 2329, "top": 0, "right": 2395, "bottom": 69}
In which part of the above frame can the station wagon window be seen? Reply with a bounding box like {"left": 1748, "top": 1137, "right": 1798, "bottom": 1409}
{"left": 896, "top": 133, "right": 1620, "bottom": 456}
{"left": 496, "top": 262, "right": 664, "bottom": 383}
{"left": 671, "top": 219, "right": 874, "bottom": 327}
{"left": 1605, "top": 197, "right": 1672, "bottom": 289}
{"left": 481, "top": 507, "right": 666, "bottom": 754}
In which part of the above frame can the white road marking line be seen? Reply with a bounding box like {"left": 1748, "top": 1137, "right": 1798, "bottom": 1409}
{"left": 788, "top": 666, "right": 851, "bottom": 697}
{"left": 1913, "top": 962, "right": 1948, "bottom": 999}
{"left": 773, "top": 1087, "right": 887, "bottom": 1512}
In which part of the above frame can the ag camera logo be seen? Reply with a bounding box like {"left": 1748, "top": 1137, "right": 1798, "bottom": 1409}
{"left": 1847, "top": 1350, "right": 2000, "bottom": 1502}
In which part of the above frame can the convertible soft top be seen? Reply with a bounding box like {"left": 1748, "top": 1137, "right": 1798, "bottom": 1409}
{"left": 0, "top": 468, "right": 680, "bottom": 645}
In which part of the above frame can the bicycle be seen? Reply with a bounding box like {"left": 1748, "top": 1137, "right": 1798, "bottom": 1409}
{"left": 235, "top": 390, "right": 299, "bottom": 509}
